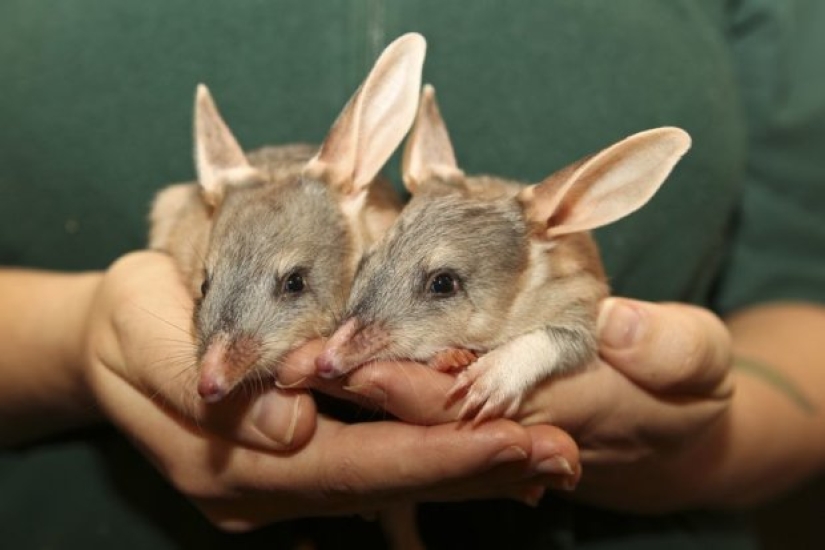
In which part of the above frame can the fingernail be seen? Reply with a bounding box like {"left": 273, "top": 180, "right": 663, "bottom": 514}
{"left": 521, "top": 485, "right": 546, "bottom": 507}
{"left": 492, "top": 445, "right": 528, "bottom": 465}
{"left": 343, "top": 383, "right": 387, "bottom": 402}
{"left": 535, "top": 456, "right": 574, "bottom": 476}
{"left": 550, "top": 475, "right": 579, "bottom": 492}
{"left": 275, "top": 377, "right": 307, "bottom": 390}
{"left": 252, "top": 392, "right": 302, "bottom": 447}
{"left": 598, "top": 298, "right": 642, "bottom": 349}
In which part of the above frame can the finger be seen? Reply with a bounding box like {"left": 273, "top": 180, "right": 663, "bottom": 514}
{"left": 274, "top": 339, "right": 324, "bottom": 387}
{"left": 275, "top": 340, "right": 386, "bottom": 414}
{"left": 275, "top": 341, "right": 395, "bottom": 419}
{"left": 483, "top": 423, "right": 582, "bottom": 501}
{"left": 219, "top": 419, "right": 580, "bottom": 523}
{"left": 343, "top": 360, "right": 463, "bottom": 424}
{"left": 520, "top": 357, "right": 731, "bottom": 458}
{"left": 291, "top": 417, "right": 532, "bottom": 492}
{"left": 398, "top": 410, "right": 581, "bottom": 501}
{"left": 201, "top": 387, "right": 317, "bottom": 450}
{"left": 90, "top": 359, "right": 322, "bottom": 530}
{"left": 596, "top": 298, "right": 733, "bottom": 397}
{"left": 279, "top": 345, "right": 470, "bottom": 421}
{"left": 99, "top": 252, "right": 317, "bottom": 451}
{"left": 198, "top": 418, "right": 543, "bottom": 526}
{"left": 528, "top": 423, "right": 581, "bottom": 481}
{"left": 96, "top": 347, "right": 582, "bottom": 529}
{"left": 329, "top": 423, "right": 581, "bottom": 509}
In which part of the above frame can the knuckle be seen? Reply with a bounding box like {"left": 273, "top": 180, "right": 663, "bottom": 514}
{"left": 207, "top": 515, "right": 259, "bottom": 534}
{"left": 321, "top": 456, "right": 367, "bottom": 498}
{"left": 674, "top": 308, "right": 732, "bottom": 384}
{"left": 164, "top": 460, "right": 229, "bottom": 501}
{"left": 674, "top": 322, "right": 710, "bottom": 382}
{"left": 168, "top": 470, "right": 209, "bottom": 498}
{"left": 485, "top": 419, "right": 529, "bottom": 449}
{"left": 195, "top": 505, "right": 261, "bottom": 533}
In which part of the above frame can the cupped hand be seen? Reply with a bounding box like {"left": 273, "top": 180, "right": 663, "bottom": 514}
{"left": 317, "top": 297, "right": 734, "bottom": 513}
{"left": 534, "top": 298, "right": 735, "bottom": 512}
{"left": 81, "top": 251, "right": 580, "bottom": 530}
{"left": 84, "top": 250, "right": 317, "bottom": 451}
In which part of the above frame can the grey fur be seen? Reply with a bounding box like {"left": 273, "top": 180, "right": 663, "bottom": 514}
{"left": 326, "top": 119, "right": 689, "bottom": 422}
{"left": 149, "top": 32, "right": 426, "bottom": 401}
{"left": 346, "top": 177, "right": 606, "bottom": 365}
{"left": 197, "top": 147, "right": 354, "bottom": 361}
{"left": 153, "top": 144, "right": 360, "bottom": 373}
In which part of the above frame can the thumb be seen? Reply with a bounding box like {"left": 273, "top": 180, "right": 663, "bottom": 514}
{"left": 596, "top": 298, "right": 733, "bottom": 397}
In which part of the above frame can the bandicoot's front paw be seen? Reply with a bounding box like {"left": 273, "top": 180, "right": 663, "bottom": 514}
{"left": 428, "top": 348, "right": 478, "bottom": 372}
{"left": 447, "top": 355, "right": 523, "bottom": 422}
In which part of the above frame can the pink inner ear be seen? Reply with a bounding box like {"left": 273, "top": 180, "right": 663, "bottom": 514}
{"left": 304, "top": 33, "right": 426, "bottom": 197}
{"left": 194, "top": 84, "right": 255, "bottom": 204}
{"left": 524, "top": 127, "right": 691, "bottom": 238}
{"left": 402, "top": 84, "right": 464, "bottom": 193}
{"left": 517, "top": 160, "right": 584, "bottom": 231}
{"left": 302, "top": 92, "right": 360, "bottom": 191}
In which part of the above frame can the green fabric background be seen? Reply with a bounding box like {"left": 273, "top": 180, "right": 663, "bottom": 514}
{"left": 0, "top": 1, "right": 823, "bottom": 548}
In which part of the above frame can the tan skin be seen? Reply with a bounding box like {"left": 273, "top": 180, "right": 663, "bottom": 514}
{"left": 301, "top": 303, "right": 821, "bottom": 514}
{"left": 0, "top": 252, "right": 579, "bottom": 531}
{"left": 292, "top": 300, "right": 825, "bottom": 513}
{"left": 2, "top": 251, "right": 823, "bottom": 527}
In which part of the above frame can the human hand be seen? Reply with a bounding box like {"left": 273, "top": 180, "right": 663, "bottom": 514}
{"left": 82, "top": 251, "right": 580, "bottom": 530}
{"left": 533, "top": 298, "right": 735, "bottom": 512}
{"left": 317, "top": 297, "right": 734, "bottom": 513}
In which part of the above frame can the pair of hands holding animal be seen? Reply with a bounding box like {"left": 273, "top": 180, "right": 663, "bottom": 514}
{"left": 84, "top": 32, "right": 730, "bottom": 529}
{"left": 83, "top": 250, "right": 733, "bottom": 530}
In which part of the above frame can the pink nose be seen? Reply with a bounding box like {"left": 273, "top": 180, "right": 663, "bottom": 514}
{"left": 198, "top": 338, "right": 229, "bottom": 402}
{"left": 197, "top": 333, "right": 261, "bottom": 403}
{"left": 316, "top": 317, "right": 360, "bottom": 378}
{"left": 315, "top": 349, "right": 342, "bottom": 379}
{"left": 197, "top": 372, "right": 227, "bottom": 403}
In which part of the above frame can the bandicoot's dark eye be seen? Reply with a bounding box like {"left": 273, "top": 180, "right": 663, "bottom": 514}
{"left": 427, "top": 271, "right": 459, "bottom": 296}
{"left": 283, "top": 271, "right": 306, "bottom": 293}
{"left": 200, "top": 275, "right": 210, "bottom": 298}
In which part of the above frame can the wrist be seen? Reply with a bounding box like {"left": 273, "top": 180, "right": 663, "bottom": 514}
{"left": 60, "top": 271, "right": 107, "bottom": 417}
{"left": 0, "top": 269, "right": 105, "bottom": 446}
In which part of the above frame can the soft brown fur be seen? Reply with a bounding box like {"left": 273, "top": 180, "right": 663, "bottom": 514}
{"left": 148, "top": 33, "right": 425, "bottom": 402}
{"left": 319, "top": 84, "right": 690, "bottom": 422}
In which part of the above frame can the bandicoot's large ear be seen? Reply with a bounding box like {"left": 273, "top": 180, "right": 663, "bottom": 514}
{"left": 303, "top": 33, "right": 426, "bottom": 196}
{"left": 401, "top": 84, "right": 465, "bottom": 194}
{"left": 194, "top": 84, "right": 261, "bottom": 207}
{"left": 518, "top": 127, "right": 691, "bottom": 239}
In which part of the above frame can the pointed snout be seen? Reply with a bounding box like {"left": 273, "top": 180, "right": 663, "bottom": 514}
{"left": 198, "top": 341, "right": 230, "bottom": 402}
{"left": 316, "top": 317, "right": 361, "bottom": 378}
{"left": 197, "top": 333, "right": 262, "bottom": 402}
{"left": 316, "top": 317, "right": 390, "bottom": 379}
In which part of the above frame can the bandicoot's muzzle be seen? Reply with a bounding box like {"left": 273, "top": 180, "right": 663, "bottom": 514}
{"left": 315, "top": 317, "right": 390, "bottom": 378}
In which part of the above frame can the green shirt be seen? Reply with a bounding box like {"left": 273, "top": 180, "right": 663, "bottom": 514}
{"left": 1, "top": 1, "right": 823, "bottom": 548}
